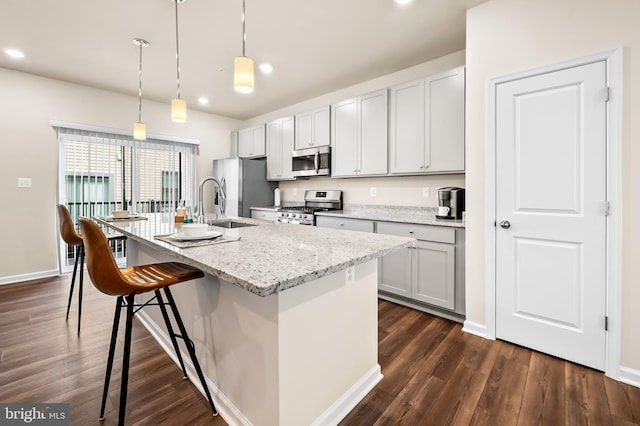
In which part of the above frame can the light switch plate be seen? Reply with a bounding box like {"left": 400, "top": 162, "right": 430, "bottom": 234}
{"left": 18, "top": 177, "right": 32, "bottom": 188}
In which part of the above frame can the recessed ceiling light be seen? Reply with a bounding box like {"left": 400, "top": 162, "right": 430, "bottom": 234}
{"left": 3, "top": 48, "right": 25, "bottom": 59}
{"left": 258, "top": 63, "right": 274, "bottom": 74}
{"left": 394, "top": 0, "right": 413, "bottom": 5}
{"left": 198, "top": 97, "right": 209, "bottom": 105}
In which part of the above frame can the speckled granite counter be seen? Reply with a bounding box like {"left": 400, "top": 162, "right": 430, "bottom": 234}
{"left": 97, "top": 213, "right": 413, "bottom": 297}
{"left": 315, "top": 204, "right": 465, "bottom": 228}
{"left": 97, "top": 212, "right": 409, "bottom": 424}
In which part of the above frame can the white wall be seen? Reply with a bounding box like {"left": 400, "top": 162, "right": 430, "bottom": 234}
{"left": 465, "top": 0, "right": 640, "bottom": 372}
{"left": 243, "top": 50, "right": 467, "bottom": 208}
{"left": 0, "top": 68, "right": 239, "bottom": 281}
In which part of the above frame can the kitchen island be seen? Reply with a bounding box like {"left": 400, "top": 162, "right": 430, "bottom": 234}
{"left": 96, "top": 214, "right": 413, "bottom": 426}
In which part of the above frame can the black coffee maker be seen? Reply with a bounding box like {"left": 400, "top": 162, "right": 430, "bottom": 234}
{"left": 437, "top": 187, "right": 465, "bottom": 220}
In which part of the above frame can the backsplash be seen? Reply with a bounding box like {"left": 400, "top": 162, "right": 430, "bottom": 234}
{"left": 278, "top": 174, "right": 465, "bottom": 208}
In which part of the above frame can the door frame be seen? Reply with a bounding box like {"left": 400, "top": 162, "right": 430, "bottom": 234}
{"left": 484, "top": 48, "right": 622, "bottom": 379}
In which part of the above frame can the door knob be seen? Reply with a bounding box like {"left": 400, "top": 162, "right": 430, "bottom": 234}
{"left": 500, "top": 220, "right": 511, "bottom": 229}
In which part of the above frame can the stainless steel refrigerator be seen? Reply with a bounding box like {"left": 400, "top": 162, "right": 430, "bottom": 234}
{"left": 210, "top": 158, "right": 276, "bottom": 217}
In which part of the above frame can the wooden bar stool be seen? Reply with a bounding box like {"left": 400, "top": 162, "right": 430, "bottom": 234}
{"left": 57, "top": 204, "right": 126, "bottom": 334}
{"left": 77, "top": 217, "right": 217, "bottom": 426}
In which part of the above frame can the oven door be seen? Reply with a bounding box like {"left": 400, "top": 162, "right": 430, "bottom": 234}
{"left": 292, "top": 146, "right": 330, "bottom": 177}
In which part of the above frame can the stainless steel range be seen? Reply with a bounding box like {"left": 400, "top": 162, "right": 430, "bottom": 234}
{"left": 277, "top": 190, "right": 342, "bottom": 225}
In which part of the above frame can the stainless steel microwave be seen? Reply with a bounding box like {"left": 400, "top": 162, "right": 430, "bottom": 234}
{"left": 292, "top": 146, "right": 330, "bottom": 177}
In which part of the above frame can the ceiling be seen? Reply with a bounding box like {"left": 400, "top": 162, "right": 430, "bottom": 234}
{"left": 1, "top": 0, "right": 487, "bottom": 120}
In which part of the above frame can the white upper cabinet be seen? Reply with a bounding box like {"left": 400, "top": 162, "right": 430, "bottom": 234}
{"left": 295, "top": 105, "right": 330, "bottom": 149}
{"left": 332, "top": 89, "right": 388, "bottom": 177}
{"left": 390, "top": 66, "right": 465, "bottom": 174}
{"left": 266, "top": 116, "right": 295, "bottom": 181}
{"left": 238, "top": 124, "right": 266, "bottom": 158}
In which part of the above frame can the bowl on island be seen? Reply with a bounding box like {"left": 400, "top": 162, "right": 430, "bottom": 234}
{"left": 112, "top": 210, "right": 130, "bottom": 218}
{"left": 182, "top": 223, "right": 208, "bottom": 237}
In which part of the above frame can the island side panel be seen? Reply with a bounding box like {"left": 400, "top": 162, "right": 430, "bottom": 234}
{"left": 129, "top": 239, "right": 281, "bottom": 425}
{"left": 277, "top": 260, "right": 381, "bottom": 426}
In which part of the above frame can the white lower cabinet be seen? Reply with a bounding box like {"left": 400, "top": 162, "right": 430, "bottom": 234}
{"left": 250, "top": 209, "right": 278, "bottom": 222}
{"left": 376, "top": 221, "right": 460, "bottom": 314}
{"left": 314, "top": 215, "right": 374, "bottom": 233}
{"left": 316, "top": 215, "right": 465, "bottom": 320}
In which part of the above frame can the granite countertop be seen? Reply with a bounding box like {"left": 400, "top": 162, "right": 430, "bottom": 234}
{"left": 314, "top": 204, "right": 465, "bottom": 228}
{"left": 96, "top": 214, "right": 414, "bottom": 297}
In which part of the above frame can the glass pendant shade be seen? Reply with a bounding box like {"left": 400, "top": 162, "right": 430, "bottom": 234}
{"left": 133, "top": 122, "right": 146, "bottom": 140}
{"left": 171, "top": 98, "right": 187, "bottom": 123}
{"left": 234, "top": 56, "right": 254, "bottom": 93}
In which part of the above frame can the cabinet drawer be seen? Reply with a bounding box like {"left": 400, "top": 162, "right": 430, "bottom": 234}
{"left": 250, "top": 210, "right": 278, "bottom": 222}
{"left": 315, "top": 216, "right": 374, "bottom": 233}
{"left": 376, "top": 221, "right": 455, "bottom": 244}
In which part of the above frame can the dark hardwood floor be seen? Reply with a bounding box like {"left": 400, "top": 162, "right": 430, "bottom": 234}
{"left": 1, "top": 275, "right": 638, "bottom": 425}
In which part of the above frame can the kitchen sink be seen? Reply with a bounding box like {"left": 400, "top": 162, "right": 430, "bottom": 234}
{"left": 208, "top": 220, "right": 256, "bottom": 229}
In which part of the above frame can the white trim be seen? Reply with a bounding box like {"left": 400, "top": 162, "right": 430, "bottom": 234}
{"left": 311, "top": 365, "right": 383, "bottom": 426}
{"left": 485, "top": 47, "right": 623, "bottom": 379}
{"left": 136, "top": 310, "right": 251, "bottom": 426}
{"left": 461, "top": 320, "right": 488, "bottom": 339}
{"left": 619, "top": 367, "right": 640, "bottom": 389}
{"left": 49, "top": 119, "right": 201, "bottom": 146}
{"left": 0, "top": 270, "right": 59, "bottom": 285}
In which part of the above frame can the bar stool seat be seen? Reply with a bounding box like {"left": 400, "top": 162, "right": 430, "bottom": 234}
{"left": 56, "top": 204, "right": 126, "bottom": 334}
{"left": 78, "top": 217, "right": 217, "bottom": 426}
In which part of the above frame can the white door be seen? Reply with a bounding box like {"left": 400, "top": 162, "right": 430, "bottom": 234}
{"left": 495, "top": 61, "right": 607, "bottom": 370}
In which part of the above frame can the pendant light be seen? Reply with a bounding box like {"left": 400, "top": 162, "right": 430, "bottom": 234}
{"left": 133, "top": 38, "right": 149, "bottom": 140}
{"left": 234, "top": 0, "right": 254, "bottom": 93}
{"left": 171, "top": 0, "right": 187, "bottom": 122}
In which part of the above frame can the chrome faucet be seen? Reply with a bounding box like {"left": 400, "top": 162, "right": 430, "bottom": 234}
{"left": 196, "top": 176, "right": 226, "bottom": 223}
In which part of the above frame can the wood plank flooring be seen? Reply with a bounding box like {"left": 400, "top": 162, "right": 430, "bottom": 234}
{"left": 1, "top": 275, "right": 638, "bottom": 425}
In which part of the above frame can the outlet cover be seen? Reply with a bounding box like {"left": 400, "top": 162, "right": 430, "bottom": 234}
{"left": 370, "top": 187, "right": 377, "bottom": 197}
{"left": 345, "top": 266, "right": 355, "bottom": 285}
{"left": 422, "top": 187, "right": 430, "bottom": 198}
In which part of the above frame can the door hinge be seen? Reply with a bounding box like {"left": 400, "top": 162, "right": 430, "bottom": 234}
{"left": 605, "top": 201, "right": 611, "bottom": 216}
{"left": 605, "top": 86, "right": 611, "bottom": 102}
{"left": 605, "top": 316, "right": 609, "bottom": 331}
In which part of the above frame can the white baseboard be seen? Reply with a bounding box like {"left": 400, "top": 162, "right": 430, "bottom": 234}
{"left": 136, "top": 311, "right": 251, "bottom": 426}
{"left": 311, "top": 365, "right": 383, "bottom": 426}
{"left": 0, "top": 269, "right": 59, "bottom": 286}
{"left": 462, "top": 320, "right": 489, "bottom": 339}
{"left": 619, "top": 366, "right": 640, "bottom": 388}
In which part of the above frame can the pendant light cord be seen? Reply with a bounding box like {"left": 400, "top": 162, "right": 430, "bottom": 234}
{"left": 138, "top": 43, "right": 143, "bottom": 123}
{"left": 241, "top": 0, "right": 246, "bottom": 57}
{"left": 175, "top": 0, "right": 181, "bottom": 100}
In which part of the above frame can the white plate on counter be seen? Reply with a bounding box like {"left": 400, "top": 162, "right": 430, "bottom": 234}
{"left": 170, "top": 231, "right": 222, "bottom": 241}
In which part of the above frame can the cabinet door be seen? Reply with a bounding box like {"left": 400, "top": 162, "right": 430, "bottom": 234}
{"left": 331, "top": 98, "right": 358, "bottom": 177}
{"left": 426, "top": 67, "right": 465, "bottom": 172}
{"left": 266, "top": 120, "right": 282, "bottom": 180}
{"left": 312, "top": 105, "right": 331, "bottom": 147}
{"left": 413, "top": 241, "right": 455, "bottom": 310}
{"left": 389, "top": 79, "right": 426, "bottom": 174}
{"left": 230, "top": 131, "right": 238, "bottom": 157}
{"left": 295, "top": 111, "right": 313, "bottom": 149}
{"left": 280, "top": 116, "right": 295, "bottom": 179}
{"left": 379, "top": 247, "right": 412, "bottom": 297}
{"left": 359, "top": 89, "right": 388, "bottom": 175}
{"left": 251, "top": 125, "right": 266, "bottom": 157}
{"left": 238, "top": 128, "right": 253, "bottom": 157}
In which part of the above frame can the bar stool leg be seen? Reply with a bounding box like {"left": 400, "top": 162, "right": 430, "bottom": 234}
{"left": 163, "top": 287, "right": 218, "bottom": 416}
{"left": 77, "top": 245, "right": 84, "bottom": 335}
{"left": 155, "top": 290, "right": 189, "bottom": 379}
{"left": 118, "top": 294, "right": 135, "bottom": 426}
{"left": 100, "top": 296, "right": 123, "bottom": 421}
{"left": 66, "top": 245, "right": 80, "bottom": 321}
